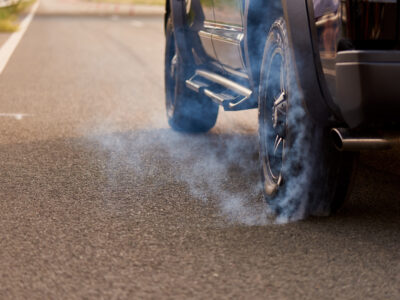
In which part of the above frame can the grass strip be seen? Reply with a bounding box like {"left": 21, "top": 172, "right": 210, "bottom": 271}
{"left": 87, "top": 0, "right": 165, "bottom": 6}
{"left": 0, "top": 0, "right": 36, "bottom": 32}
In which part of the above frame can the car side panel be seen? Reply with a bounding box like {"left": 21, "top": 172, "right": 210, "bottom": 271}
{"left": 212, "top": 0, "right": 246, "bottom": 72}
{"left": 191, "top": 0, "right": 219, "bottom": 62}
{"left": 308, "top": 0, "right": 400, "bottom": 127}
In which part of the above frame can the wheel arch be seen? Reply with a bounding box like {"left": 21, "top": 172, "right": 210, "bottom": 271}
{"left": 243, "top": 0, "right": 279, "bottom": 93}
{"left": 164, "top": 0, "right": 193, "bottom": 66}
{"left": 164, "top": 0, "right": 170, "bottom": 32}
{"left": 244, "top": 0, "right": 333, "bottom": 125}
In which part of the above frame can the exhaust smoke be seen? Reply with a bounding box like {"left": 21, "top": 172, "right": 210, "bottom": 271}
{"left": 88, "top": 1, "right": 318, "bottom": 225}
{"left": 90, "top": 113, "right": 273, "bottom": 225}
{"left": 90, "top": 72, "right": 314, "bottom": 225}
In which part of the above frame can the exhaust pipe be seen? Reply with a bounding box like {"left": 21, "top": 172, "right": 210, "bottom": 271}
{"left": 330, "top": 128, "right": 398, "bottom": 151}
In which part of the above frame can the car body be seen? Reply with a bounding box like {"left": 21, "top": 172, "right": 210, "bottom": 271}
{"left": 164, "top": 0, "right": 400, "bottom": 220}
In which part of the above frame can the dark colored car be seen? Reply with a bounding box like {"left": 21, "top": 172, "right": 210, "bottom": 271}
{"left": 164, "top": 0, "right": 400, "bottom": 221}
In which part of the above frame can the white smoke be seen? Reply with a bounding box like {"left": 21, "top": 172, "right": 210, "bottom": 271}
{"left": 86, "top": 3, "right": 318, "bottom": 225}
{"left": 89, "top": 112, "right": 273, "bottom": 225}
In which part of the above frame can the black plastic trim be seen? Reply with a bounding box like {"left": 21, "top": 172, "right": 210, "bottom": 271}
{"left": 282, "top": 0, "right": 334, "bottom": 125}
{"left": 336, "top": 50, "right": 400, "bottom": 128}
{"left": 168, "top": 0, "right": 192, "bottom": 64}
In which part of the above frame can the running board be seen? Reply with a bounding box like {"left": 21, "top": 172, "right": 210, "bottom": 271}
{"left": 185, "top": 69, "right": 255, "bottom": 111}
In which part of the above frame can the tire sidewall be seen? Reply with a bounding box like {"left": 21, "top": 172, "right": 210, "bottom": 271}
{"left": 259, "top": 18, "right": 357, "bottom": 220}
{"left": 164, "top": 12, "right": 218, "bottom": 133}
{"left": 259, "top": 18, "right": 319, "bottom": 220}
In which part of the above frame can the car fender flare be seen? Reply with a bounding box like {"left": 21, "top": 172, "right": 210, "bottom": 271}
{"left": 165, "top": 0, "right": 192, "bottom": 64}
{"left": 281, "top": 0, "right": 333, "bottom": 125}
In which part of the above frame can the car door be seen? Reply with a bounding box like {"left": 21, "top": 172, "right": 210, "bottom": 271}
{"left": 212, "top": 0, "right": 245, "bottom": 73}
{"left": 192, "top": 0, "right": 219, "bottom": 62}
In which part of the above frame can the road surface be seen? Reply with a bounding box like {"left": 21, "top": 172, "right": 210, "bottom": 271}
{"left": 0, "top": 14, "right": 399, "bottom": 299}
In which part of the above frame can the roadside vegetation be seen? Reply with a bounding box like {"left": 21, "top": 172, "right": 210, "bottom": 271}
{"left": 0, "top": 0, "right": 36, "bottom": 32}
{"left": 87, "top": 0, "right": 165, "bottom": 6}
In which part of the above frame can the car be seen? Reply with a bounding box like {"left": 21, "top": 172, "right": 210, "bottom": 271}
{"left": 164, "top": 0, "right": 400, "bottom": 221}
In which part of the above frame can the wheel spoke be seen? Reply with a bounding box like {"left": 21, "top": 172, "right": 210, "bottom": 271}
{"left": 274, "top": 91, "right": 286, "bottom": 107}
{"left": 170, "top": 54, "right": 177, "bottom": 78}
{"left": 280, "top": 62, "right": 285, "bottom": 92}
{"left": 274, "top": 135, "right": 284, "bottom": 156}
{"left": 276, "top": 104, "right": 287, "bottom": 116}
{"left": 272, "top": 91, "right": 287, "bottom": 134}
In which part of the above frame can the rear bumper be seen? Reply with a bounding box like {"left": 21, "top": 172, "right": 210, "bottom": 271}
{"left": 335, "top": 51, "right": 400, "bottom": 128}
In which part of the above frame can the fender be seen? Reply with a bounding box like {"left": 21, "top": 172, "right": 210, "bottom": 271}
{"left": 281, "top": 0, "right": 334, "bottom": 125}
{"left": 243, "top": 0, "right": 278, "bottom": 93}
{"left": 244, "top": 0, "right": 333, "bottom": 125}
{"left": 165, "top": 0, "right": 193, "bottom": 65}
{"left": 164, "top": 0, "right": 170, "bottom": 31}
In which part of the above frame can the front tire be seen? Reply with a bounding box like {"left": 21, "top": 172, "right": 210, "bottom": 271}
{"left": 164, "top": 15, "right": 218, "bottom": 133}
{"left": 258, "top": 18, "right": 357, "bottom": 222}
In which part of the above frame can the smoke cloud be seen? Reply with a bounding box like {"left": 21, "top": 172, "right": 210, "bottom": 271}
{"left": 87, "top": 2, "right": 319, "bottom": 225}
{"left": 89, "top": 110, "right": 273, "bottom": 225}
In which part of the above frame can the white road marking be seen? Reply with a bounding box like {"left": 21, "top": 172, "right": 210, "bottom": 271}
{"left": 0, "top": 113, "right": 31, "bottom": 120}
{"left": 0, "top": 0, "right": 40, "bottom": 76}
{"left": 130, "top": 20, "right": 143, "bottom": 28}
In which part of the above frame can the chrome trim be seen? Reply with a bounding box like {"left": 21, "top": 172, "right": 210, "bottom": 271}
{"left": 204, "top": 89, "right": 233, "bottom": 104}
{"left": 212, "top": 33, "right": 244, "bottom": 45}
{"left": 185, "top": 78, "right": 207, "bottom": 93}
{"left": 199, "top": 30, "right": 212, "bottom": 39}
{"left": 331, "top": 128, "right": 400, "bottom": 151}
{"left": 196, "top": 69, "right": 252, "bottom": 97}
{"left": 203, "top": 21, "right": 243, "bottom": 32}
{"left": 223, "top": 65, "right": 249, "bottom": 79}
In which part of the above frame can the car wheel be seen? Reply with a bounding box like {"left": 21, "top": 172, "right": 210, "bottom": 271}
{"left": 258, "top": 18, "right": 357, "bottom": 222}
{"left": 164, "top": 14, "right": 218, "bottom": 133}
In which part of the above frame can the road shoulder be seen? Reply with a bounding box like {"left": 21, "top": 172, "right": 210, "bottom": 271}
{"left": 37, "top": 0, "right": 164, "bottom": 17}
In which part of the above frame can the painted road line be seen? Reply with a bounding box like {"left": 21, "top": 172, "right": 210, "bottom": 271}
{"left": 0, "top": 0, "right": 40, "bottom": 76}
{"left": 0, "top": 113, "right": 31, "bottom": 120}
{"left": 130, "top": 20, "right": 144, "bottom": 28}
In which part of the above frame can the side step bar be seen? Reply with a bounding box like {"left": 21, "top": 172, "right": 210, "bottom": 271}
{"left": 185, "top": 69, "right": 255, "bottom": 111}
{"left": 331, "top": 128, "right": 400, "bottom": 151}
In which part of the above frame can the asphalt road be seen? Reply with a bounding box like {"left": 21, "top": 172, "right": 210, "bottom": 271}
{"left": 0, "top": 15, "right": 399, "bottom": 299}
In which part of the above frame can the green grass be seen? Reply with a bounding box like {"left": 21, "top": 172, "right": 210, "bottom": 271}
{"left": 0, "top": 0, "right": 36, "bottom": 32}
{"left": 0, "top": 17, "right": 18, "bottom": 32}
{"left": 87, "top": 0, "right": 165, "bottom": 6}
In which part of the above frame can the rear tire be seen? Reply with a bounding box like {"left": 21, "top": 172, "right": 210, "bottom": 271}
{"left": 258, "top": 18, "right": 357, "bottom": 222}
{"left": 164, "top": 15, "right": 218, "bottom": 133}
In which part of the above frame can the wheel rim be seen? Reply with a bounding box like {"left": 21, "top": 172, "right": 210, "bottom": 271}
{"left": 260, "top": 46, "right": 288, "bottom": 195}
